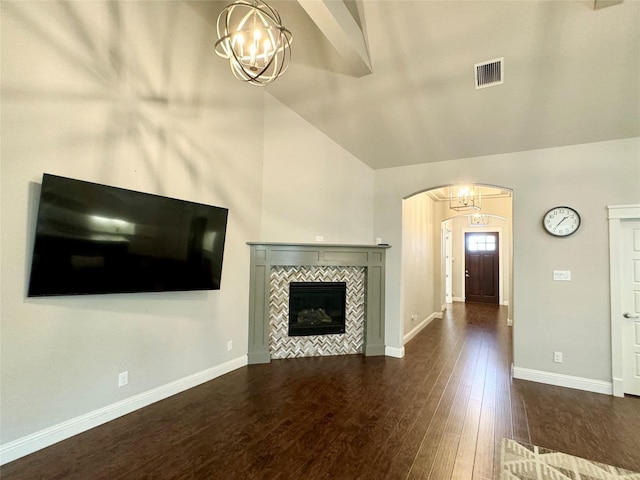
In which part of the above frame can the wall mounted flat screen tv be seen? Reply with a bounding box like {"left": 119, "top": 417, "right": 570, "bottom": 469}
{"left": 28, "top": 174, "right": 229, "bottom": 297}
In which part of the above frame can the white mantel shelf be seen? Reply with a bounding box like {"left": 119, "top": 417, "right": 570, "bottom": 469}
{"left": 246, "top": 242, "right": 391, "bottom": 364}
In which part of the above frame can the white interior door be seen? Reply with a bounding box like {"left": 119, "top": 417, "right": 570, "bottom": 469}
{"left": 622, "top": 220, "right": 640, "bottom": 396}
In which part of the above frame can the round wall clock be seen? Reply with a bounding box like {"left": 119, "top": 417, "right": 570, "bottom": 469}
{"left": 542, "top": 206, "right": 581, "bottom": 237}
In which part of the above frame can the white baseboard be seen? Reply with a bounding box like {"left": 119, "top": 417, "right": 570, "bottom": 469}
{"left": 385, "top": 345, "right": 405, "bottom": 358}
{"left": 512, "top": 366, "right": 613, "bottom": 395}
{"left": 403, "top": 311, "right": 442, "bottom": 344}
{"left": 0, "top": 356, "right": 248, "bottom": 465}
{"left": 453, "top": 297, "right": 464, "bottom": 303}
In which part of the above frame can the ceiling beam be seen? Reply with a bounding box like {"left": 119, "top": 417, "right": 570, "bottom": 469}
{"left": 297, "top": 0, "right": 372, "bottom": 77}
{"left": 592, "top": 0, "right": 623, "bottom": 9}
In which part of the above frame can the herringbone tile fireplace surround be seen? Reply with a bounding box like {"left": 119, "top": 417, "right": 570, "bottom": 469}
{"left": 269, "top": 266, "right": 366, "bottom": 359}
{"left": 247, "top": 243, "right": 390, "bottom": 364}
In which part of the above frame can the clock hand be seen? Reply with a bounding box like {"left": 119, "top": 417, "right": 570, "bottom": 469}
{"left": 555, "top": 216, "right": 569, "bottom": 228}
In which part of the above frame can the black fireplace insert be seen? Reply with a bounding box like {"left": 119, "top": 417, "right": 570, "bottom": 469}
{"left": 288, "top": 282, "right": 346, "bottom": 336}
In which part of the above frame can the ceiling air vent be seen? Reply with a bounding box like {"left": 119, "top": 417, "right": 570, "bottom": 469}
{"left": 475, "top": 58, "right": 504, "bottom": 89}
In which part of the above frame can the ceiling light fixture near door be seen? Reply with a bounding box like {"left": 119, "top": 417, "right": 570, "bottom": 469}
{"left": 215, "top": 0, "right": 293, "bottom": 86}
{"left": 475, "top": 57, "right": 504, "bottom": 89}
{"left": 450, "top": 185, "right": 482, "bottom": 211}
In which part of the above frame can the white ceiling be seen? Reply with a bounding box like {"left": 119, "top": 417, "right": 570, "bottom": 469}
{"left": 193, "top": 0, "right": 640, "bottom": 170}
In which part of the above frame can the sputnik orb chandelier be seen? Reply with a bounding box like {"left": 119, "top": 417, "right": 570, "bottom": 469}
{"left": 215, "top": 0, "right": 293, "bottom": 86}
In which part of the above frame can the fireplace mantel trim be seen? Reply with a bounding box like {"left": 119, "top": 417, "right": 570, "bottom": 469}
{"left": 247, "top": 242, "right": 390, "bottom": 364}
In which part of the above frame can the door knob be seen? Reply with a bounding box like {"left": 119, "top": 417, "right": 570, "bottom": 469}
{"left": 623, "top": 312, "right": 640, "bottom": 319}
{"left": 465, "top": 271, "right": 470, "bottom": 278}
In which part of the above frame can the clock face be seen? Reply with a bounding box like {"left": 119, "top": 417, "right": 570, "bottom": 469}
{"left": 543, "top": 206, "right": 581, "bottom": 237}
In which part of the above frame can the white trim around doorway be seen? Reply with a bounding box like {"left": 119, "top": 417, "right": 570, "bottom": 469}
{"left": 607, "top": 204, "right": 640, "bottom": 397}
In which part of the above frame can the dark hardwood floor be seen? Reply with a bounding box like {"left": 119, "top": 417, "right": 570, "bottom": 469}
{"left": 2, "top": 303, "right": 639, "bottom": 479}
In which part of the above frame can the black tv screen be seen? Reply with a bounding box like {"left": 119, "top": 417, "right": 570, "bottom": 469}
{"left": 28, "top": 174, "right": 229, "bottom": 297}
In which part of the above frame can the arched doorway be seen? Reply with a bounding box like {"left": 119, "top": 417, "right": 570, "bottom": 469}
{"left": 401, "top": 184, "right": 513, "bottom": 344}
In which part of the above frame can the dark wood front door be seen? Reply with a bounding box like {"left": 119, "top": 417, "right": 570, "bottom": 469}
{"left": 465, "top": 232, "right": 499, "bottom": 304}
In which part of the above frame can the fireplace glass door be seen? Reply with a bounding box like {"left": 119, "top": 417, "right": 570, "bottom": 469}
{"left": 288, "top": 282, "right": 347, "bottom": 336}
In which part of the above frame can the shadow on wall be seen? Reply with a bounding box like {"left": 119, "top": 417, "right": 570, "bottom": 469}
{"left": 1, "top": 0, "right": 259, "bottom": 205}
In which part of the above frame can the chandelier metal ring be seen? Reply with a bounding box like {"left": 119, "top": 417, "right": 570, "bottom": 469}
{"left": 215, "top": 0, "right": 293, "bottom": 86}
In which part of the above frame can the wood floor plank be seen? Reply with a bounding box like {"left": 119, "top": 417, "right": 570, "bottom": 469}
{"left": 405, "top": 335, "right": 483, "bottom": 479}
{"left": 471, "top": 345, "right": 497, "bottom": 480}
{"left": 450, "top": 335, "right": 492, "bottom": 480}
{"left": 472, "top": 407, "right": 495, "bottom": 480}
{"left": 362, "top": 330, "right": 470, "bottom": 479}
{"left": 509, "top": 381, "right": 532, "bottom": 445}
{"left": 381, "top": 349, "right": 469, "bottom": 479}
{"left": 450, "top": 399, "right": 481, "bottom": 480}
{"left": 427, "top": 431, "right": 461, "bottom": 480}
{"left": 2, "top": 303, "right": 639, "bottom": 480}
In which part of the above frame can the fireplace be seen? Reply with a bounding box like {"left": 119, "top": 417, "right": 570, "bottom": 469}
{"left": 247, "top": 242, "right": 390, "bottom": 363}
{"left": 288, "top": 282, "right": 346, "bottom": 336}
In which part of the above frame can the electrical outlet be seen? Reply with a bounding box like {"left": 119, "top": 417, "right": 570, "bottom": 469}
{"left": 553, "top": 351, "right": 563, "bottom": 363}
{"left": 118, "top": 371, "right": 128, "bottom": 387}
{"left": 411, "top": 314, "right": 418, "bottom": 322}
{"left": 315, "top": 236, "right": 324, "bottom": 242}
{"left": 227, "top": 340, "right": 233, "bottom": 351}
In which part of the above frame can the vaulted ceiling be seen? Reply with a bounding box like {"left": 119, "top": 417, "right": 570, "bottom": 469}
{"left": 191, "top": 0, "right": 640, "bottom": 170}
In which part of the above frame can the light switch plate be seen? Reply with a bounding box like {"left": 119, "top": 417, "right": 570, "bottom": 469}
{"left": 553, "top": 270, "right": 571, "bottom": 281}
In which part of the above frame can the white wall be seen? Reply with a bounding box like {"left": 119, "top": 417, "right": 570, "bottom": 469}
{"left": 261, "top": 94, "right": 374, "bottom": 244}
{"left": 0, "top": 1, "right": 264, "bottom": 448}
{"left": 401, "top": 193, "right": 437, "bottom": 338}
{"left": 375, "top": 138, "right": 640, "bottom": 385}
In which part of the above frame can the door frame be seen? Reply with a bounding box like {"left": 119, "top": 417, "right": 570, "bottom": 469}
{"left": 608, "top": 204, "right": 640, "bottom": 397}
{"left": 461, "top": 226, "right": 504, "bottom": 305}
{"left": 443, "top": 222, "right": 453, "bottom": 305}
